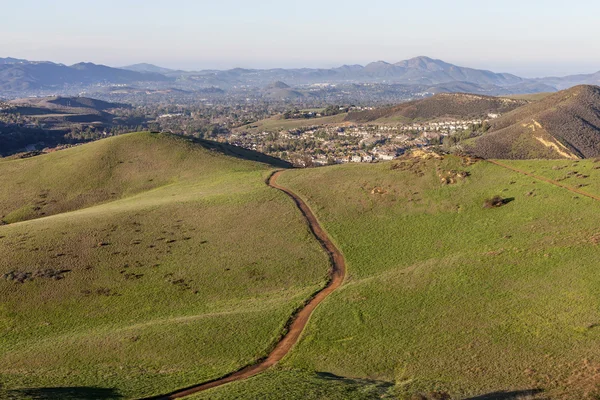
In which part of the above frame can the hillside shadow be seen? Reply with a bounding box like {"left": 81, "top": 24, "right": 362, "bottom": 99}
{"left": 2, "top": 387, "right": 123, "bottom": 400}
{"left": 190, "top": 136, "right": 293, "bottom": 168}
{"left": 465, "top": 389, "right": 545, "bottom": 400}
{"left": 316, "top": 371, "right": 394, "bottom": 393}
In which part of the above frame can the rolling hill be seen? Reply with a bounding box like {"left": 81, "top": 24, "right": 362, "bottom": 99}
{"left": 187, "top": 153, "right": 600, "bottom": 399}
{"left": 345, "top": 93, "right": 527, "bottom": 123}
{"left": 0, "top": 132, "right": 329, "bottom": 399}
{"left": 0, "top": 96, "right": 135, "bottom": 156}
{"left": 8, "top": 96, "right": 129, "bottom": 115}
{"left": 471, "top": 85, "right": 600, "bottom": 159}
{"left": 262, "top": 81, "right": 305, "bottom": 100}
{"left": 4, "top": 133, "right": 600, "bottom": 399}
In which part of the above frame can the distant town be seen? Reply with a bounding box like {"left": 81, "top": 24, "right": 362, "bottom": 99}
{"left": 223, "top": 115, "right": 494, "bottom": 167}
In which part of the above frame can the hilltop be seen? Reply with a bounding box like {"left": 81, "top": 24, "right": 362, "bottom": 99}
{"left": 122, "top": 63, "right": 177, "bottom": 74}
{"left": 0, "top": 132, "right": 290, "bottom": 224}
{"left": 345, "top": 93, "right": 527, "bottom": 123}
{"left": 471, "top": 85, "right": 600, "bottom": 159}
{"left": 0, "top": 132, "right": 324, "bottom": 399}
{"left": 262, "top": 81, "right": 305, "bottom": 100}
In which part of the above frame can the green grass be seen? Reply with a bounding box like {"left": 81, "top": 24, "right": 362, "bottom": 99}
{"left": 501, "top": 93, "right": 554, "bottom": 102}
{"left": 191, "top": 367, "right": 397, "bottom": 400}
{"left": 0, "top": 133, "right": 329, "bottom": 399}
{"left": 499, "top": 158, "right": 600, "bottom": 198}
{"left": 237, "top": 113, "right": 348, "bottom": 134}
{"left": 199, "top": 155, "right": 600, "bottom": 399}
{"left": 5, "top": 134, "right": 600, "bottom": 399}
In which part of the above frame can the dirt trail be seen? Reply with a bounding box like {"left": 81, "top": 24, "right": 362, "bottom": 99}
{"left": 141, "top": 170, "right": 346, "bottom": 400}
{"left": 488, "top": 159, "right": 600, "bottom": 201}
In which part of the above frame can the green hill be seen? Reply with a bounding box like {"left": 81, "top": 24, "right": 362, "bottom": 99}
{"left": 345, "top": 93, "right": 527, "bottom": 124}
{"left": 192, "top": 154, "right": 600, "bottom": 399}
{"left": 0, "top": 132, "right": 289, "bottom": 224}
{"left": 471, "top": 85, "right": 600, "bottom": 159}
{"left": 0, "top": 132, "right": 328, "bottom": 399}
{"left": 5, "top": 132, "right": 600, "bottom": 400}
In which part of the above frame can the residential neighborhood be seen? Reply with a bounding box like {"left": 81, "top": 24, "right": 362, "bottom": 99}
{"left": 223, "top": 116, "right": 492, "bottom": 167}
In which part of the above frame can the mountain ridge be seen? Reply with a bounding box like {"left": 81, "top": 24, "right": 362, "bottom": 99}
{"left": 1, "top": 55, "right": 599, "bottom": 94}
{"left": 345, "top": 92, "right": 527, "bottom": 123}
{"left": 471, "top": 85, "right": 600, "bottom": 159}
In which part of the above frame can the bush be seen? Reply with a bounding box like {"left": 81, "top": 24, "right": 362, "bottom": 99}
{"left": 483, "top": 195, "right": 506, "bottom": 208}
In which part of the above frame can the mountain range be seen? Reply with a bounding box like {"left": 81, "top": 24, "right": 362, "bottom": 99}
{"left": 0, "top": 58, "right": 169, "bottom": 91}
{"left": 1, "top": 56, "right": 600, "bottom": 95}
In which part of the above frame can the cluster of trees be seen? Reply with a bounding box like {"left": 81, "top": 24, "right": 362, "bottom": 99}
{"left": 0, "top": 125, "right": 72, "bottom": 156}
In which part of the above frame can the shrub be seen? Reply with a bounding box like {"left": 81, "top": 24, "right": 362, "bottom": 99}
{"left": 483, "top": 195, "right": 506, "bottom": 208}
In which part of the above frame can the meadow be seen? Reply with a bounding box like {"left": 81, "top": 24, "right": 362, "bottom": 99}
{"left": 0, "top": 133, "right": 330, "bottom": 399}
{"left": 194, "top": 154, "right": 600, "bottom": 399}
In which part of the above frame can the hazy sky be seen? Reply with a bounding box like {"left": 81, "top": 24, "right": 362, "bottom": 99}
{"left": 1, "top": 0, "right": 599, "bottom": 77}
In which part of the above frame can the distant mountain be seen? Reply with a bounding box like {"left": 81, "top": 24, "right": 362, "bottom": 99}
{"left": 394, "top": 56, "right": 524, "bottom": 86}
{"left": 537, "top": 71, "right": 600, "bottom": 90}
{"left": 266, "top": 81, "right": 291, "bottom": 89}
{"left": 355, "top": 57, "right": 524, "bottom": 86}
{"left": 346, "top": 93, "right": 527, "bottom": 123}
{"left": 0, "top": 60, "right": 171, "bottom": 91}
{"left": 262, "top": 81, "right": 305, "bottom": 100}
{"left": 471, "top": 85, "right": 600, "bottom": 159}
{"left": 1, "top": 55, "right": 599, "bottom": 96}
{"left": 122, "top": 63, "right": 176, "bottom": 74}
{"left": 185, "top": 56, "right": 529, "bottom": 88}
{"left": 0, "top": 57, "right": 29, "bottom": 65}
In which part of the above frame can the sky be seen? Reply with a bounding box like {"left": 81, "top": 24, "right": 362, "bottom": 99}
{"left": 1, "top": 0, "right": 599, "bottom": 77}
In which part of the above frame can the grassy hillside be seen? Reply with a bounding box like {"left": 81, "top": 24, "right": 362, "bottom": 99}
{"left": 236, "top": 113, "right": 348, "bottom": 134}
{"left": 0, "top": 133, "right": 289, "bottom": 224}
{"left": 472, "top": 85, "right": 600, "bottom": 159}
{"left": 497, "top": 158, "right": 600, "bottom": 198}
{"left": 0, "top": 132, "right": 329, "bottom": 399}
{"left": 345, "top": 93, "right": 527, "bottom": 124}
{"left": 501, "top": 92, "right": 554, "bottom": 102}
{"left": 198, "top": 155, "right": 600, "bottom": 399}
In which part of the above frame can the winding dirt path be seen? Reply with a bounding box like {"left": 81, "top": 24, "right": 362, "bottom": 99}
{"left": 141, "top": 170, "right": 346, "bottom": 400}
{"left": 487, "top": 159, "right": 600, "bottom": 201}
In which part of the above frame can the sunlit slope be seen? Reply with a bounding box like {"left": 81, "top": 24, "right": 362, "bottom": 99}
{"left": 472, "top": 85, "right": 600, "bottom": 159}
{"left": 0, "top": 132, "right": 289, "bottom": 224}
{"left": 0, "top": 133, "right": 329, "bottom": 399}
{"left": 200, "top": 155, "right": 600, "bottom": 399}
